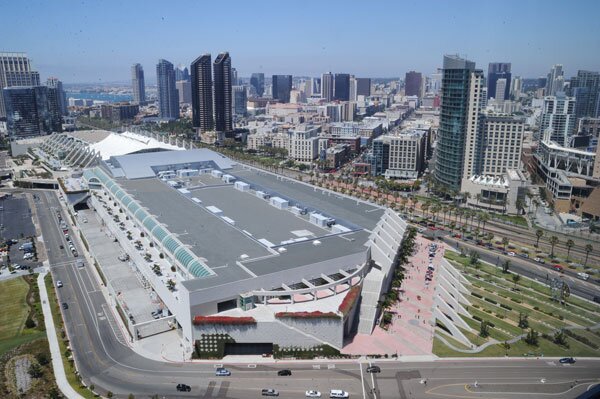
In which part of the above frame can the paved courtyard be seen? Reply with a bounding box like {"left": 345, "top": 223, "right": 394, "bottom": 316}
{"left": 342, "top": 236, "right": 446, "bottom": 356}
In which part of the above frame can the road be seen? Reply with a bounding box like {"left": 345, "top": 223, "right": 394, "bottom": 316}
{"left": 30, "top": 189, "right": 600, "bottom": 398}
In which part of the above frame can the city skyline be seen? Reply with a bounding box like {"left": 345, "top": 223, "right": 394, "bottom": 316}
{"left": 2, "top": 0, "right": 600, "bottom": 83}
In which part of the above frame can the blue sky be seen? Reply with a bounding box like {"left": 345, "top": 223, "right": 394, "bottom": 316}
{"left": 2, "top": 0, "right": 600, "bottom": 83}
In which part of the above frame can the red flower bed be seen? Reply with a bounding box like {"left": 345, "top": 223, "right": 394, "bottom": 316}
{"left": 193, "top": 316, "right": 256, "bottom": 326}
{"left": 338, "top": 285, "right": 361, "bottom": 316}
{"left": 275, "top": 311, "right": 339, "bottom": 319}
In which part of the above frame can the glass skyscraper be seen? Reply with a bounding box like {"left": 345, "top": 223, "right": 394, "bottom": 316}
{"left": 3, "top": 86, "right": 62, "bottom": 137}
{"left": 191, "top": 54, "right": 214, "bottom": 133}
{"left": 250, "top": 73, "right": 264, "bottom": 97}
{"left": 433, "top": 55, "right": 482, "bottom": 190}
{"left": 272, "top": 75, "right": 292, "bottom": 103}
{"left": 213, "top": 52, "right": 232, "bottom": 132}
{"left": 156, "top": 59, "right": 179, "bottom": 119}
{"left": 131, "top": 63, "right": 146, "bottom": 104}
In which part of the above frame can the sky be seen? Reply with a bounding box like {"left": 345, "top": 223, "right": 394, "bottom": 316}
{"left": 2, "top": 0, "right": 600, "bottom": 84}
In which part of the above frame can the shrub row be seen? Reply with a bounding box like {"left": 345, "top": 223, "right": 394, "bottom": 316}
{"left": 472, "top": 292, "right": 483, "bottom": 299}
{"left": 485, "top": 297, "right": 497, "bottom": 305}
{"left": 564, "top": 330, "right": 600, "bottom": 350}
{"left": 510, "top": 297, "right": 522, "bottom": 303}
{"left": 500, "top": 303, "right": 512, "bottom": 310}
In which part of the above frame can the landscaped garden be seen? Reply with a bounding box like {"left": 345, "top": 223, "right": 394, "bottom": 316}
{"left": 434, "top": 251, "right": 600, "bottom": 358}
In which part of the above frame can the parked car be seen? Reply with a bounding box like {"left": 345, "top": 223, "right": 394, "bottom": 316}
{"left": 366, "top": 365, "right": 381, "bottom": 373}
{"left": 261, "top": 388, "right": 279, "bottom": 396}
{"left": 215, "top": 368, "right": 231, "bottom": 376}
{"left": 559, "top": 357, "right": 575, "bottom": 364}
{"left": 176, "top": 383, "right": 191, "bottom": 392}
{"left": 534, "top": 257, "right": 545, "bottom": 264}
{"left": 56, "top": 280, "right": 63, "bottom": 288}
{"left": 507, "top": 251, "right": 516, "bottom": 257}
{"left": 277, "top": 369, "right": 292, "bottom": 376}
{"left": 592, "top": 296, "right": 600, "bottom": 304}
{"left": 62, "top": 302, "right": 69, "bottom": 309}
{"left": 552, "top": 265, "right": 564, "bottom": 272}
{"left": 306, "top": 390, "right": 322, "bottom": 398}
{"left": 577, "top": 272, "right": 590, "bottom": 281}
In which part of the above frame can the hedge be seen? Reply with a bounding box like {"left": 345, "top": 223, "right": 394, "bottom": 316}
{"left": 338, "top": 285, "right": 361, "bottom": 316}
{"left": 500, "top": 303, "right": 512, "bottom": 310}
{"left": 472, "top": 292, "right": 483, "bottom": 299}
{"left": 275, "top": 311, "right": 339, "bottom": 320}
{"left": 192, "top": 316, "right": 256, "bottom": 325}
{"left": 484, "top": 297, "right": 497, "bottom": 305}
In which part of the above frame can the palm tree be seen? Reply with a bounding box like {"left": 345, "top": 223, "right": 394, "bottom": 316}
{"left": 584, "top": 244, "right": 593, "bottom": 267}
{"left": 480, "top": 213, "right": 490, "bottom": 234}
{"left": 502, "top": 237, "right": 509, "bottom": 251}
{"left": 442, "top": 206, "right": 449, "bottom": 225}
{"left": 487, "top": 232, "right": 494, "bottom": 244}
{"left": 565, "top": 239, "right": 575, "bottom": 260}
{"left": 549, "top": 236, "right": 559, "bottom": 258}
{"left": 515, "top": 198, "right": 525, "bottom": 215}
{"left": 462, "top": 191, "right": 471, "bottom": 205}
{"left": 430, "top": 204, "right": 441, "bottom": 223}
{"left": 422, "top": 201, "right": 430, "bottom": 219}
{"left": 535, "top": 229, "right": 544, "bottom": 247}
{"left": 502, "top": 260, "right": 510, "bottom": 273}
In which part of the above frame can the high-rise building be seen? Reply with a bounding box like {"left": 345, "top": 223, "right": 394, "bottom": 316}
{"left": 494, "top": 78, "right": 508, "bottom": 102}
{"left": 176, "top": 80, "right": 192, "bottom": 104}
{"left": 231, "top": 67, "right": 238, "bottom": 86}
{"left": 405, "top": 71, "right": 423, "bottom": 97}
{"left": 213, "top": 52, "right": 233, "bottom": 132}
{"left": 541, "top": 92, "right": 576, "bottom": 146}
{"left": 356, "top": 78, "right": 371, "bottom": 97}
{"left": 511, "top": 76, "right": 522, "bottom": 98}
{"left": 272, "top": 75, "right": 292, "bottom": 103}
{"left": 474, "top": 112, "right": 525, "bottom": 177}
{"left": 156, "top": 59, "right": 179, "bottom": 119}
{"left": 0, "top": 52, "right": 40, "bottom": 117}
{"left": 433, "top": 55, "right": 483, "bottom": 190}
{"left": 321, "top": 72, "right": 334, "bottom": 101}
{"left": 3, "top": 86, "right": 62, "bottom": 137}
{"left": 250, "top": 73, "right": 264, "bottom": 97}
{"left": 131, "top": 63, "right": 146, "bottom": 104}
{"left": 232, "top": 85, "right": 247, "bottom": 116}
{"left": 487, "top": 62, "right": 511, "bottom": 100}
{"left": 175, "top": 66, "right": 190, "bottom": 82}
{"left": 570, "top": 70, "right": 600, "bottom": 118}
{"left": 349, "top": 76, "right": 357, "bottom": 101}
{"left": 546, "top": 64, "right": 564, "bottom": 96}
{"left": 191, "top": 54, "right": 214, "bottom": 133}
{"left": 334, "top": 73, "right": 350, "bottom": 101}
{"left": 46, "top": 77, "right": 67, "bottom": 115}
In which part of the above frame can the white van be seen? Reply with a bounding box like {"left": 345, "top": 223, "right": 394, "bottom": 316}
{"left": 330, "top": 390, "right": 349, "bottom": 398}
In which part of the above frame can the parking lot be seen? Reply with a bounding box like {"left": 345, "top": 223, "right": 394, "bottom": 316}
{"left": 0, "top": 195, "right": 36, "bottom": 240}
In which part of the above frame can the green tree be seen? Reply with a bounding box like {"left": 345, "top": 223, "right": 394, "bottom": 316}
{"left": 565, "top": 239, "right": 575, "bottom": 260}
{"left": 584, "top": 244, "right": 593, "bottom": 267}
{"left": 553, "top": 330, "right": 568, "bottom": 347}
{"left": 502, "top": 260, "right": 510, "bottom": 274}
{"left": 535, "top": 229, "right": 544, "bottom": 247}
{"left": 479, "top": 321, "right": 490, "bottom": 338}
{"left": 524, "top": 328, "right": 539, "bottom": 346}
{"left": 518, "top": 312, "right": 529, "bottom": 329}
{"left": 502, "top": 237, "right": 509, "bottom": 251}
{"left": 28, "top": 362, "right": 43, "bottom": 378}
{"left": 549, "top": 236, "right": 559, "bottom": 258}
{"left": 512, "top": 273, "right": 521, "bottom": 288}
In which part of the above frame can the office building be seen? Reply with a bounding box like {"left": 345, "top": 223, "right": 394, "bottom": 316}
{"left": 191, "top": 54, "right": 214, "bottom": 133}
{"left": 541, "top": 93, "right": 576, "bottom": 146}
{"left": 0, "top": 52, "right": 40, "bottom": 117}
{"left": 232, "top": 85, "right": 247, "bottom": 116}
{"left": 494, "top": 78, "right": 508, "bottom": 102}
{"left": 546, "top": 64, "right": 564, "bottom": 96}
{"left": 321, "top": 72, "right": 334, "bottom": 101}
{"left": 175, "top": 66, "right": 190, "bottom": 82}
{"left": 250, "top": 73, "right": 264, "bottom": 97}
{"left": 334, "top": 73, "right": 350, "bottom": 101}
{"left": 176, "top": 80, "right": 192, "bottom": 104}
{"left": 433, "top": 55, "right": 483, "bottom": 190}
{"left": 272, "top": 75, "right": 292, "bottom": 103}
{"left": 570, "top": 70, "right": 600, "bottom": 118}
{"left": 131, "top": 63, "right": 146, "bottom": 104}
{"left": 307, "top": 77, "right": 321, "bottom": 97}
{"left": 487, "top": 62, "right": 511, "bottom": 100}
{"left": 3, "top": 86, "right": 61, "bottom": 137}
{"left": 370, "top": 130, "right": 427, "bottom": 178}
{"left": 349, "top": 76, "right": 357, "bottom": 101}
{"left": 405, "top": 71, "right": 423, "bottom": 97}
{"left": 46, "top": 77, "right": 67, "bottom": 115}
{"left": 231, "top": 67, "right": 238, "bottom": 86}
{"left": 511, "top": 76, "right": 522, "bottom": 98}
{"left": 213, "top": 52, "right": 233, "bottom": 132}
{"left": 100, "top": 102, "right": 139, "bottom": 122}
{"left": 475, "top": 112, "right": 524, "bottom": 177}
{"left": 156, "top": 59, "right": 179, "bottom": 119}
{"left": 356, "top": 78, "right": 371, "bottom": 97}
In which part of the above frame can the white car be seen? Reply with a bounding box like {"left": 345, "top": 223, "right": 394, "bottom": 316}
{"left": 507, "top": 251, "right": 516, "bottom": 257}
{"left": 329, "top": 390, "right": 349, "bottom": 398}
{"left": 306, "top": 391, "right": 322, "bottom": 398}
{"left": 56, "top": 280, "right": 63, "bottom": 288}
{"left": 577, "top": 272, "right": 590, "bottom": 281}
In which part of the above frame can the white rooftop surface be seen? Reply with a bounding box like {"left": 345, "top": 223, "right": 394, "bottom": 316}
{"left": 90, "top": 131, "right": 182, "bottom": 160}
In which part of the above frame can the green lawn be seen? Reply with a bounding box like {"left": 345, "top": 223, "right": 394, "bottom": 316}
{"left": 0, "top": 277, "right": 46, "bottom": 356}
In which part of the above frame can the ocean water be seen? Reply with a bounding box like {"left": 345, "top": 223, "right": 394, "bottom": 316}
{"left": 66, "top": 91, "right": 133, "bottom": 103}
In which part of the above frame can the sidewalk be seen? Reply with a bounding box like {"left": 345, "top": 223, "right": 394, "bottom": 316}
{"left": 38, "top": 271, "right": 85, "bottom": 399}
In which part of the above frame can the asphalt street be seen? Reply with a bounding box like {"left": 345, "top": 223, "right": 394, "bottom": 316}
{"left": 30, "top": 189, "right": 600, "bottom": 398}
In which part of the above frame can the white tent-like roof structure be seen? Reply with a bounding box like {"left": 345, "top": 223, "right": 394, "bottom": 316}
{"left": 89, "top": 131, "right": 182, "bottom": 160}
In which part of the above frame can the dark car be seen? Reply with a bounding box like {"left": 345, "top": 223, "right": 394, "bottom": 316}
{"left": 593, "top": 296, "right": 600, "bottom": 304}
{"left": 62, "top": 302, "right": 69, "bottom": 309}
{"left": 176, "top": 383, "right": 191, "bottom": 392}
{"left": 366, "top": 365, "right": 381, "bottom": 373}
{"left": 559, "top": 357, "right": 575, "bottom": 364}
{"left": 277, "top": 369, "right": 292, "bottom": 376}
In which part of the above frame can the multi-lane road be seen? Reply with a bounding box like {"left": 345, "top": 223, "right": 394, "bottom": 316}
{"left": 30, "top": 189, "right": 600, "bottom": 398}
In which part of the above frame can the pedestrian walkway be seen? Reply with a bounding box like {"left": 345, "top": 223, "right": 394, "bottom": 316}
{"left": 38, "top": 271, "right": 85, "bottom": 399}
{"left": 342, "top": 236, "right": 444, "bottom": 356}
